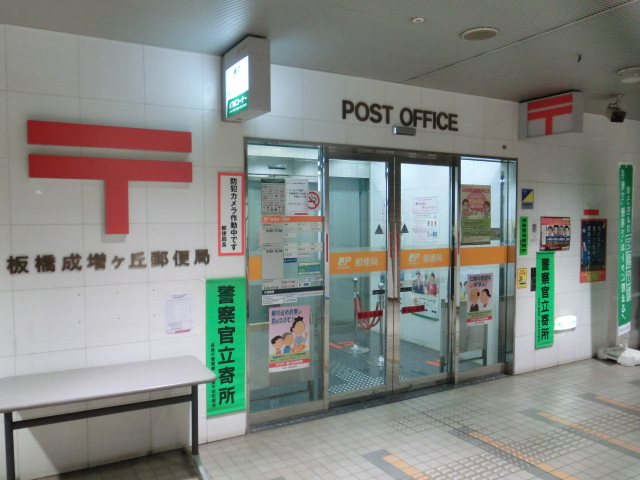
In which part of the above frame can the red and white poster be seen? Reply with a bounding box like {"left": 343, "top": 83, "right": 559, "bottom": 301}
{"left": 218, "top": 173, "right": 245, "bottom": 255}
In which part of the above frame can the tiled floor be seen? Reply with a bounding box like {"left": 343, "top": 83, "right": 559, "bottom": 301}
{"left": 46, "top": 358, "right": 640, "bottom": 479}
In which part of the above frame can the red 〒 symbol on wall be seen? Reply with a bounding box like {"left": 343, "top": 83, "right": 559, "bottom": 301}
{"left": 28, "top": 120, "right": 192, "bottom": 234}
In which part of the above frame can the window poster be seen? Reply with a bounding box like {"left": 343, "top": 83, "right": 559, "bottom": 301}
{"left": 580, "top": 219, "right": 607, "bottom": 283}
{"left": 539, "top": 216, "right": 571, "bottom": 251}
{"left": 285, "top": 178, "right": 309, "bottom": 215}
{"left": 268, "top": 305, "right": 311, "bottom": 372}
{"left": 461, "top": 185, "right": 491, "bottom": 245}
{"left": 206, "top": 277, "right": 247, "bottom": 416}
{"left": 409, "top": 270, "right": 440, "bottom": 320}
{"left": 465, "top": 273, "right": 493, "bottom": 326}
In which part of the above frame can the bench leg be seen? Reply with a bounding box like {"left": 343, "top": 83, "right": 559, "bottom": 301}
{"left": 4, "top": 412, "right": 15, "bottom": 480}
{"left": 191, "top": 385, "right": 198, "bottom": 456}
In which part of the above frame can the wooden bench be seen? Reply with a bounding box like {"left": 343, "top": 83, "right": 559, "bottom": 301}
{"left": 0, "top": 356, "right": 216, "bottom": 480}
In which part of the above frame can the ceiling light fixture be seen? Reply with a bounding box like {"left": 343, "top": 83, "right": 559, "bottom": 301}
{"left": 460, "top": 27, "right": 499, "bottom": 41}
{"left": 411, "top": 17, "right": 424, "bottom": 23}
{"left": 616, "top": 66, "right": 640, "bottom": 84}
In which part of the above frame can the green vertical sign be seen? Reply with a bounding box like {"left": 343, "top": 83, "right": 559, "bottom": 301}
{"left": 618, "top": 164, "right": 633, "bottom": 336}
{"left": 519, "top": 216, "right": 529, "bottom": 255}
{"left": 535, "top": 251, "right": 555, "bottom": 348}
{"left": 206, "top": 277, "right": 247, "bottom": 416}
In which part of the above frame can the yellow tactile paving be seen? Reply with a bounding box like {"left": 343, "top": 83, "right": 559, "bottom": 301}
{"left": 537, "top": 411, "right": 640, "bottom": 454}
{"left": 382, "top": 454, "right": 434, "bottom": 480}
{"left": 467, "top": 431, "right": 581, "bottom": 480}
{"left": 594, "top": 395, "right": 640, "bottom": 413}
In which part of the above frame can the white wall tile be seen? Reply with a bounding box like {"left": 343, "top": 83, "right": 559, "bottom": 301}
{"left": 80, "top": 98, "right": 146, "bottom": 129}
{"left": 302, "top": 70, "right": 346, "bottom": 122}
{"left": 202, "top": 54, "right": 220, "bottom": 111}
{"left": 15, "top": 349, "right": 86, "bottom": 375}
{"left": 454, "top": 93, "right": 485, "bottom": 138}
{"left": 0, "top": 356, "right": 15, "bottom": 377}
{"left": 150, "top": 403, "right": 190, "bottom": 451}
{"left": 79, "top": 37, "right": 144, "bottom": 103}
{"left": 513, "top": 335, "right": 535, "bottom": 374}
{"left": 13, "top": 287, "right": 85, "bottom": 355}
{"left": 18, "top": 420, "right": 88, "bottom": 479}
{"left": 534, "top": 343, "right": 559, "bottom": 370}
{"left": 0, "top": 25, "right": 5, "bottom": 91}
{"left": 206, "top": 411, "right": 246, "bottom": 442}
{"left": 10, "top": 225, "right": 85, "bottom": 290}
{"left": 272, "top": 65, "right": 304, "bottom": 118}
{"left": 513, "top": 141, "right": 538, "bottom": 182}
{"left": 561, "top": 147, "right": 585, "bottom": 184}
{"left": 0, "top": 225, "right": 11, "bottom": 292}
{"left": 514, "top": 296, "right": 535, "bottom": 338}
{"left": 146, "top": 166, "right": 205, "bottom": 225}
{"left": 85, "top": 284, "right": 149, "bottom": 347}
{"left": 149, "top": 334, "right": 205, "bottom": 362}
{"left": 86, "top": 342, "right": 150, "bottom": 367}
{"left": 303, "top": 119, "right": 347, "bottom": 144}
{"left": 7, "top": 92, "right": 81, "bottom": 159}
{"left": 0, "top": 291, "right": 14, "bottom": 357}
{"left": 10, "top": 157, "right": 84, "bottom": 226}
{"left": 484, "top": 98, "right": 516, "bottom": 141}
{"left": 6, "top": 26, "right": 79, "bottom": 97}
{"left": 422, "top": 130, "right": 455, "bottom": 153}
{"left": 557, "top": 330, "right": 581, "bottom": 364}
{"left": 144, "top": 46, "right": 203, "bottom": 108}
{"left": 453, "top": 135, "right": 484, "bottom": 155}
{"left": 148, "top": 279, "right": 205, "bottom": 340}
{"left": 88, "top": 411, "right": 150, "bottom": 466}
{"left": 0, "top": 92, "right": 7, "bottom": 159}
{"left": 203, "top": 109, "right": 245, "bottom": 168}
{"left": 537, "top": 144, "right": 563, "bottom": 183}
{"left": 254, "top": 114, "right": 304, "bottom": 141}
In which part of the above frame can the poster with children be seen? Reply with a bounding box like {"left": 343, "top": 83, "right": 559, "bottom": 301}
{"left": 465, "top": 273, "right": 493, "bottom": 326}
{"left": 268, "top": 305, "right": 311, "bottom": 373}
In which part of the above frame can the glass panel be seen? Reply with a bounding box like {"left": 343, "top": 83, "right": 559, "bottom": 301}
{"left": 399, "top": 163, "right": 451, "bottom": 380}
{"left": 458, "top": 156, "right": 516, "bottom": 371}
{"left": 328, "top": 159, "right": 388, "bottom": 396}
{"left": 246, "top": 142, "right": 325, "bottom": 413}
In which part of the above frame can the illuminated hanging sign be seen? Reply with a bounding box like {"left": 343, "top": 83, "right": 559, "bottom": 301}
{"left": 518, "top": 91, "right": 583, "bottom": 139}
{"left": 222, "top": 36, "right": 271, "bottom": 122}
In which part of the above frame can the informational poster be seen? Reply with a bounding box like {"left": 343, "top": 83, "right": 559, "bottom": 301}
{"left": 618, "top": 164, "right": 633, "bottom": 336}
{"left": 285, "top": 179, "right": 309, "bottom": 215}
{"left": 465, "top": 273, "right": 493, "bottom": 326}
{"left": 268, "top": 305, "right": 311, "bottom": 372}
{"left": 165, "top": 293, "right": 193, "bottom": 334}
{"left": 218, "top": 173, "right": 245, "bottom": 255}
{"left": 535, "top": 252, "right": 555, "bottom": 348}
{"left": 409, "top": 270, "right": 440, "bottom": 320}
{"left": 261, "top": 179, "right": 286, "bottom": 215}
{"left": 539, "top": 216, "right": 571, "bottom": 251}
{"left": 580, "top": 219, "right": 607, "bottom": 283}
{"left": 206, "top": 277, "right": 247, "bottom": 416}
{"left": 461, "top": 185, "right": 491, "bottom": 245}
